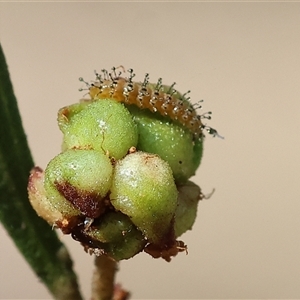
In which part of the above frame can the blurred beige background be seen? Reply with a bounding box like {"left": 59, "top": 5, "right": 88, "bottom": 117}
{"left": 0, "top": 2, "right": 300, "bottom": 300}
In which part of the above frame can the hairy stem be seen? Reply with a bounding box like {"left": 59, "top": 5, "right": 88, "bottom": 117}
{"left": 91, "top": 255, "right": 117, "bottom": 300}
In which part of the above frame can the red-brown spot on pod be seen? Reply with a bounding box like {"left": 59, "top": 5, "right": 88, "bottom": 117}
{"left": 55, "top": 181, "right": 105, "bottom": 218}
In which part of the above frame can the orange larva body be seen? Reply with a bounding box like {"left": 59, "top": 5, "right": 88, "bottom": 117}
{"left": 82, "top": 68, "right": 218, "bottom": 139}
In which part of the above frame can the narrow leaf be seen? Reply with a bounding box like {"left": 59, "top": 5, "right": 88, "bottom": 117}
{"left": 0, "top": 44, "right": 83, "bottom": 300}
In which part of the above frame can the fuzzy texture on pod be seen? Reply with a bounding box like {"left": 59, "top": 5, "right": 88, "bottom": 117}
{"left": 44, "top": 149, "right": 113, "bottom": 219}
{"left": 110, "top": 151, "right": 178, "bottom": 245}
{"left": 127, "top": 105, "right": 203, "bottom": 184}
{"left": 58, "top": 99, "right": 138, "bottom": 160}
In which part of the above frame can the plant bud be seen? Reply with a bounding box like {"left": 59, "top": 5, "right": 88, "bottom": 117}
{"left": 174, "top": 181, "right": 202, "bottom": 237}
{"left": 110, "top": 151, "right": 178, "bottom": 245}
{"left": 28, "top": 167, "right": 64, "bottom": 225}
{"left": 58, "top": 99, "right": 138, "bottom": 159}
{"left": 72, "top": 212, "right": 146, "bottom": 261}
{"left": 127, "top": 106, "right": 203, "bottom": 183}
{"left": 44, "top": 149, "right": 113, "bottom": 220}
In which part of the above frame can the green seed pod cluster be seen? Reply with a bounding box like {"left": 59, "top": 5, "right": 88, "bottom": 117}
{"left": 28, "top": 69, "right": 216, "bottom": 262}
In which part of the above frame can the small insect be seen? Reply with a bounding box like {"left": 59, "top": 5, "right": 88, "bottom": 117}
{"left": 79, "top": 66, "right": 219, "bottom": 140}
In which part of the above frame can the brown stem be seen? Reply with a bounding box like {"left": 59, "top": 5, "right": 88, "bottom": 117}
{"left": 91, "top": 255, "right": 117, "bottom": 300}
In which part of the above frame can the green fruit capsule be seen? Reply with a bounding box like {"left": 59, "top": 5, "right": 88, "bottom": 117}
{"left": 127, "top": 106, "right": 203, "bottom": 184}
{"left": 44, "top": 149, "right": 113, "bottom": 220}
{"left": 76, "top": 212, "right": 146, "bottom": 261}
{"left": 174, "top": 181, "right": 202, "bottom": 237}
{"left": 110, "top": 151, "right": 178, "bottom": 244}
{"left": 28, "top": 167, "right": 65, "bottom": 226}
{"left": 58, "top": 99, "right": 138, "bottom": 160}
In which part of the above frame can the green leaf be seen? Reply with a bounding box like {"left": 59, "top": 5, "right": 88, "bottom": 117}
{"left": 0, "top": 44, "right": 83, "bottom": 300}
